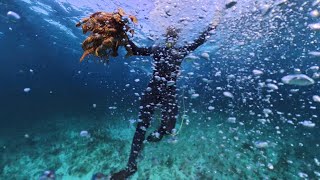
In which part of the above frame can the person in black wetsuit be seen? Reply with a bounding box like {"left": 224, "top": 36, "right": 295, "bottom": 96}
{"left": 110, "top": 25, "right": 216, "bottom": 179}
{"left": 91, "top": 2, "right": 237, "bottom": 180}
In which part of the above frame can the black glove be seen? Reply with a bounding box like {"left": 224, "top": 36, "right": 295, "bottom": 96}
{"left": 226, "top": 1, "right": 237, "bottom": 9}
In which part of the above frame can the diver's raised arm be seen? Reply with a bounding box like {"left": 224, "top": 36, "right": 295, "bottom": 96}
{"left": 183, "top": 1, "right": 237, "bottom": 52}
{"left": 128, "top": 39, "right": 152, "bottom": 56}
{"left": 183, "top": 21, "right": 219, "bottom": 53}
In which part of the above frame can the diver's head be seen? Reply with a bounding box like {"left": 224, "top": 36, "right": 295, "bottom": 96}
{"left": 165, "top": 26, "right": 180, "bottom": 48}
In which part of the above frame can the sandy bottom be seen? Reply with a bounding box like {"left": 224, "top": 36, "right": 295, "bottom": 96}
{"left": 1, "top": 112, "right": 319, "bottom": 179}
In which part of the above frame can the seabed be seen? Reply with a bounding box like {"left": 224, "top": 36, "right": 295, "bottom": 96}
{"left": 1, "top": 110, "right": 317, "bottom": 179}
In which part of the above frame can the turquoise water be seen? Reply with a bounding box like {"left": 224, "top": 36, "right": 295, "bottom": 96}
{"left": 1, "top": 0, "right": 320, "bottom": 179}
{"left": 2, "top": 110, "right": 318, "bottom": 179}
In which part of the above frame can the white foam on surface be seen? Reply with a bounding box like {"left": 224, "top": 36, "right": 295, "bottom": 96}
{"left": 30, "top": 6, "right": 50, "bottom": 15}
{"left": 44, "top": 18, "right": 77, "bottom": 38}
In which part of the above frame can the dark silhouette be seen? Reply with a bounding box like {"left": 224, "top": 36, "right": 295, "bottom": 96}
{"left": 91, "top": 2, "right": 236, "bottom": 180}
{"left": 111, "top": 21, "right": 219, "bottom": 180}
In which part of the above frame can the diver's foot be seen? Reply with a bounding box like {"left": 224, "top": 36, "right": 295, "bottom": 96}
{"left": 92, "top": 172, "right": 107, "bottom": 180}
{"left": 110, "top": 166, "right": 137, "bottom": 180}
{"left": 147, "top": 131, "right": 164, "bottom": 142}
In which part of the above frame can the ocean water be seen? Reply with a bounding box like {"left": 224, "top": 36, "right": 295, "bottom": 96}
{"left": 1, "top": 0, "right": 320, "bottom": 179}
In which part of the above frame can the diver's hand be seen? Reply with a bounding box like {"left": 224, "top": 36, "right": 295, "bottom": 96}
{"left": 226, "top": 0, "right": 237, "bottom": 9}
{"left": 210, "top": 0, "right": 237, "bottom": 30}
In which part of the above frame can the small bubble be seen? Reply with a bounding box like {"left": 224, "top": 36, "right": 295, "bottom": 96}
{"left": 7, "top": 11, "right": 21, "bottom": 20}
{"left": 24, "top": 88, "right": 31, "bottom": 93}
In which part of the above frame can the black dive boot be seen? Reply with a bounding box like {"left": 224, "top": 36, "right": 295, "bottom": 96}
{"left": 110, "top": 165, "right": 137, "bottom": 180}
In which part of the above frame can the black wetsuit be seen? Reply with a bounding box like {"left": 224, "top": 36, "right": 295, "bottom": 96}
{"left": 107, "top": 2, "right": 237, "bottom": 179}
{"left": 124, "top": 28, "right": 212, "bottom": 173}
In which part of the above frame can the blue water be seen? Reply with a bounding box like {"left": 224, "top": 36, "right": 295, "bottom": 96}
{"left": 1, "top": 0, "right": 320, "bottom": 179}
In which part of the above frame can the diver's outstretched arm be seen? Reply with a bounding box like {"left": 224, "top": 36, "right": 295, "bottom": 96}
{"left": 183, "top": 1, "right": 237, "bottom": 52}
{"left": 183, "top": 22, "right": 219, "bottom": 53}
{"left": 128, "top": 40, "right": 153, "bottom": 56}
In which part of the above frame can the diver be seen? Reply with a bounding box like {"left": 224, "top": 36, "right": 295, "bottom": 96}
{"left": 92, "top": 2, "right": 237, "bottom": 180}
{"left": 110, "top": 27, "right": 207, "bottom": 179}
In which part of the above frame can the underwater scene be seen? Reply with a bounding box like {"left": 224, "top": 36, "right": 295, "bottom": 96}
{"left": 1, "top": 0, "right": 320, "bottom": 179}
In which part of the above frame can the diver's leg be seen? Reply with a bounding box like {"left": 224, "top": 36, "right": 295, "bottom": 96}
{"left": 111, "top": 81, "right": 159, "bottom": 179}
{"left": 127, "top": 81, "right": 159, "bottom": 168}
{"left": 160, "top": 85, "right": 178, "bottom": 134}
{"left": 147, "top": 82, "right": 178, "bottom": 142}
